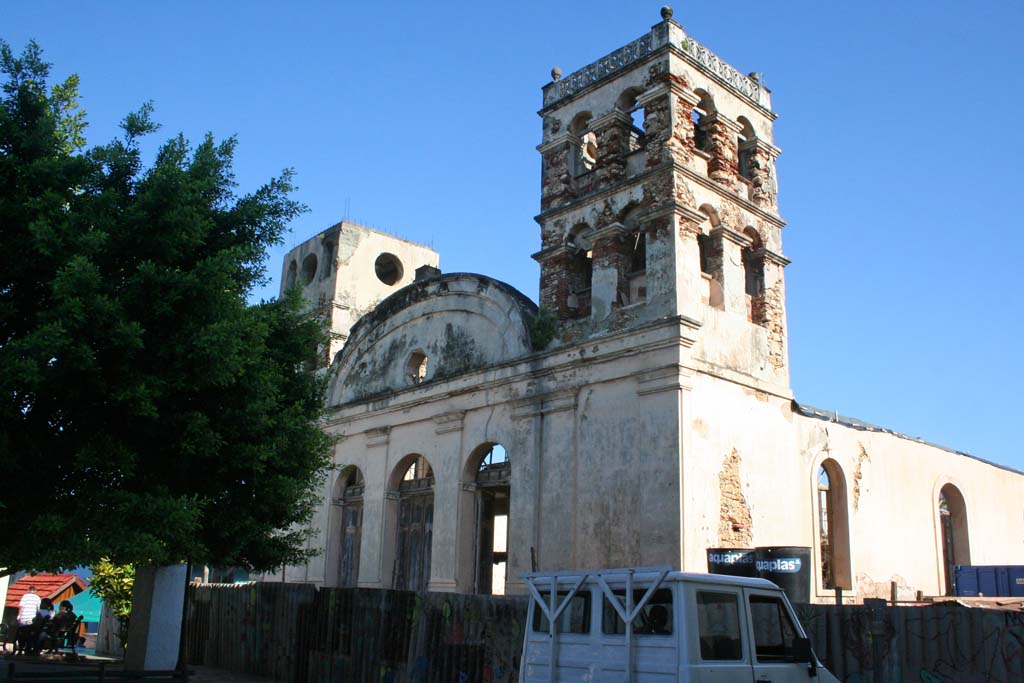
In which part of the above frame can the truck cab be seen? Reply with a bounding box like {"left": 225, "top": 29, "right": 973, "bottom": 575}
{"left": 520, "top": 567, "right": 840, "bottom": 683}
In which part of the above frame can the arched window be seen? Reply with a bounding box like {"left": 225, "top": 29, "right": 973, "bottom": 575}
{"left": 331, "top": 467, "right": 364, "bottom": 587}
{"left": 697, "top": 206, "right": 724, "bottom": 310}
{"left": 465, "top": 444, "right": 511, "bottom": 595}
{"left": 817, "top": 460, "right": 852, "bottom": 591}
{"left": 566, "top": 224, "right": 593, "bottom": 317}
{"left": 692, "top": 89, "right": 715, "bottom": 154}
{"left": 938, "top": 484, "right": 971, "bottom": 596}
{"left": 741, "top": 228, "right": 765, "bottom": 296}
{"left": 622, "top": 229, "right": 647, "bottom": 305}
{"left": 737, "top": 116, "right": 756, "bottom": 180}
{"left": 617, "top": 87, "right": 646, "bottom": 152}
{"left": 406, "top": 351, "right": 428, "bottom": 386}
{"left": 390, "top": 455, "right": 435, "bottom": 591}
{"left": 569, "top": 112, "right": 596, "bottom": 175}
{"left": 300, "top": 253, "right": 318, "bottom": 285}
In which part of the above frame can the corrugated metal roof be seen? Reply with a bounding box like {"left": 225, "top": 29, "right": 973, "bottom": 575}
{"left": 794, "top": 401, "right": 1023, "bottom": 476}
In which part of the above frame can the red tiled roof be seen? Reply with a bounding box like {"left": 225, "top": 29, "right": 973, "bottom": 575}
{"left": 5, "top": 574, "right": 87, "bottom": 609}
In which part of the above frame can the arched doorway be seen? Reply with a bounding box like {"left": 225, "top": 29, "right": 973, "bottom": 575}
{"left": 332, "top": 466, "right": 364, "bottom": 587}
{"left": 470, "top": 444, "right": 511, "bottom": 595}
{"left": 939, "top": 484, "right": 971, "bottom": 596}
{"left": 391, "top": 455, "right": 434, "bottom": 591}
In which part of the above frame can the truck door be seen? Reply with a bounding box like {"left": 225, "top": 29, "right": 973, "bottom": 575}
{"left": 744, "top": 589, "right": 809, "bottom": 683}
{"left": 683, "top": 584, "right": 754, "bottom": 682}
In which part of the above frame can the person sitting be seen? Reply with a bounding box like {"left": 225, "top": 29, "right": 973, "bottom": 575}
{"left": 46, "top": 601, "right": 78, "bottom": 652}
{"left": 27, "top": 598, "right": 55, "bottom": 655}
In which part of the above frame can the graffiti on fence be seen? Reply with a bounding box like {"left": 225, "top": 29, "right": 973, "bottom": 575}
{"left": 796, "top": 602, "right": 1024, "bottom": 683}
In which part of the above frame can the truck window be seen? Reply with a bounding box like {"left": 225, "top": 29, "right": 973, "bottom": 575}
{"left": 749, "top": 594, "right": 798, "bottom": 662}
{"left": 532, "top": 591, "right": 591, "bottom": 634}
{"left": 695, "top": 591, "right": 742, "bottom": 660}
{"left": 601, "top": 588, "right": 673, "bottom": 635}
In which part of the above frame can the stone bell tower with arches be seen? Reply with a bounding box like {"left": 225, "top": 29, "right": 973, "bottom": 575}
{"left": 534, "top": 5, "right": 790, "bottom": 393}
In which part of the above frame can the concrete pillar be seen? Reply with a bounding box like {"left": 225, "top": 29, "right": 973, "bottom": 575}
{"left": 124, "top": 564, "right": 186, "bottom": 671}
{"left": 427, "top": 479, "right": 459, "bottom": 593}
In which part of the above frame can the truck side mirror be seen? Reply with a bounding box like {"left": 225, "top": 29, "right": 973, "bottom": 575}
{"left": 793, "top": 637, "right": 818, "bottom": 677}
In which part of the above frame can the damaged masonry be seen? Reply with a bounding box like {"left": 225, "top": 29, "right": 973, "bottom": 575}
{"left": 263, "top": 8, "right": 1024, "bottom": 603}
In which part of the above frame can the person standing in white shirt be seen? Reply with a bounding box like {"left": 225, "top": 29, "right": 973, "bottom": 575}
{"left": 17, "top": 586, "right": 40, "bottom": 625}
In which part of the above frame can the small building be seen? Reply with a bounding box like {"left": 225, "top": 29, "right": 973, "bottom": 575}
{"left": 3, "top": 573, "right": 87, "bottom": 628}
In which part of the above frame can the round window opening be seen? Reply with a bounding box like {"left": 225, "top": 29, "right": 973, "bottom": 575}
{"left": 406, "top": 351, "right": 428, "bottom": 386}
{"left": 300, "top": 253, "right": 318, "bottom": 285}
{"left": 375, "top": 253, "right": 404, "bottom": 285}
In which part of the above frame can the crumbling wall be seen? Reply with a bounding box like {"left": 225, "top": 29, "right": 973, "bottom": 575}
{"left": 718, "top": 449, "right": 753, "bottom": 547}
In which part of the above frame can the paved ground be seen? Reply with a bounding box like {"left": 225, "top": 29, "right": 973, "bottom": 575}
{"left": 1, "top": 653, "right": 275, "bottom": 682}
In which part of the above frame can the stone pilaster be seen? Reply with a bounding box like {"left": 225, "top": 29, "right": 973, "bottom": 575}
{"left": 670, "top": 85, "right": 701, "bottom": 165}
{"left": 589, "top": 222, "right": 628, "bottom": 320}
{"left": 751, "top": 248, "right": 791, "bottom": 373}
{"left": 591, "top": 111, "right": 633, "bottom": 189}
{"left": 639, "top": 85, "right": 672, "bottom": 169}
{"left": 672, "top": 206, "right": 709, "bottom": 321}
{"left": 538, "top": 136, "right": 577, "bottom": 212}
{"left": 703, "top": 112, "right": 743, "bottom": 189}
{"left": 710, "top": 225, "right": 753, "bottom": 316}
{"left": 746, "top": 138, "right": 781, "bottom": 210}
{"left": 535, "top": 246, "right": 573, "bottom": 319}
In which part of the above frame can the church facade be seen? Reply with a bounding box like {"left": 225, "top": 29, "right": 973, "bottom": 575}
{"left": 273, "top": 8, "right": 1024, "bottom": 603}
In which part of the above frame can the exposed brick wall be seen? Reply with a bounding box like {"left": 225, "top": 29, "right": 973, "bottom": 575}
{"left": 718, "top": 449, "right": 753, "bottom": 547}
{"left": 706, "top": 116, "right": 739, "bottom": 190}
{"left": 594, "top": 121, "right": 630, "bottom": 187}
{"left": 540, "top": 142, "right": 574, "bottom": 212}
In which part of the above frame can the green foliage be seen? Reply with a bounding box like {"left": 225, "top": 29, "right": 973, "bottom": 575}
{"left": 89, "top": 559, "right": 134, "bottom": 650}
{"left": 529, "top": 306, "right": 558, "bottom": 351}
{"left": 0, "top": 41, "right": 333, "bottom": 572}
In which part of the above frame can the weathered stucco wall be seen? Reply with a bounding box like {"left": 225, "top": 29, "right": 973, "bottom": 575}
{"left": 279, "top": 221, "right": 439, "bottom": 362}
{"left": 269, "top": 10, "right": 1024, "bottom": 607}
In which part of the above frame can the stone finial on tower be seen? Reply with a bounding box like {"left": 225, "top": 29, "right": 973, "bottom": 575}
{"left": 660, "top": 6, "right": 673, "bottom": 20}
{"left": 551, "top": 66, "right": 563, "bottom": 82}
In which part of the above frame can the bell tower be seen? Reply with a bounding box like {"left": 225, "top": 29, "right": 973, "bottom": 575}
{"left": 533, "top": 6, "right": 790, "bottom": 389}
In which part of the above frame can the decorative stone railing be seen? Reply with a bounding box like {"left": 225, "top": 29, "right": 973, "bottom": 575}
{"left": 543, "top": 33, "right": 655, "bottom": 107}
{"left": 543, "top": 27, "right": 763, "bottom": 109}
{"left": 680, "top": 36, "right": 761, "bottom": 102}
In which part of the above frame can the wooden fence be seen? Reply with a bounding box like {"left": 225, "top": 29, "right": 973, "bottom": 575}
{"left": 183, "top": 584, "right": 526, "bottom": 682}
{"left": 795, "top": 601, "right": 1024, "bottom": 683}
{"left": 184, "top": 583, "right": 1024, "bottom": 682}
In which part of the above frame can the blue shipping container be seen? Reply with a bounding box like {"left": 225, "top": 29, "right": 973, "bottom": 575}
{"left": 955, "top": 565, "right": 1022, "bottom": 597}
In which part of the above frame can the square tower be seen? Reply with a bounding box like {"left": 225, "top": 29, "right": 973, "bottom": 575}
{"left": 280, "top": 221, "right": 439, "bottom": 363}
{"left": 533, "top": 6, "right": 790, "bottom": 390}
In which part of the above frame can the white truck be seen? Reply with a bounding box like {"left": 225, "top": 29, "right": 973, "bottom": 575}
{"left": 520, "top": 567, "right": 841, "bottom": 683}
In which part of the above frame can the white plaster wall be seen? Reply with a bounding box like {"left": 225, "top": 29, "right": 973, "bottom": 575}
{"left": 280, "top": 221, "right": 439, "bottom": 361}
{"left": 797, "top": 416, "right": 1024, "bottom": 600}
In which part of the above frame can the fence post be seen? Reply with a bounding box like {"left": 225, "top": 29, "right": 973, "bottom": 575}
{"left": 864, "top": 598, "right": 887, "bottom": 683}
{"left": 98, "top": 661, "right": 106, "bottom": 683}
{"left": 6, "top": 661, "right": 14, "bottom": 683}
{"left": 835, "top": 587, "right": 843, "bottom": 606}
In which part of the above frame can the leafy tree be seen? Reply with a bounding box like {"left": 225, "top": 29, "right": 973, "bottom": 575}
{"left": 0, "top": 41, "right": 333, "bottom": 573}
{"left": 88, "top": 559, "right": 135, "bottom": 652}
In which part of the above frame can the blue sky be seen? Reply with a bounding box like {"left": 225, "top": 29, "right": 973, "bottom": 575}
{"left": 6, "top": 1, "right": 1023, "bottom": 470}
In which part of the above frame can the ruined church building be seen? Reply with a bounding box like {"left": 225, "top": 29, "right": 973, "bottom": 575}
{"left": 272, "top": 8, "right": 1024, "bottom": 602}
